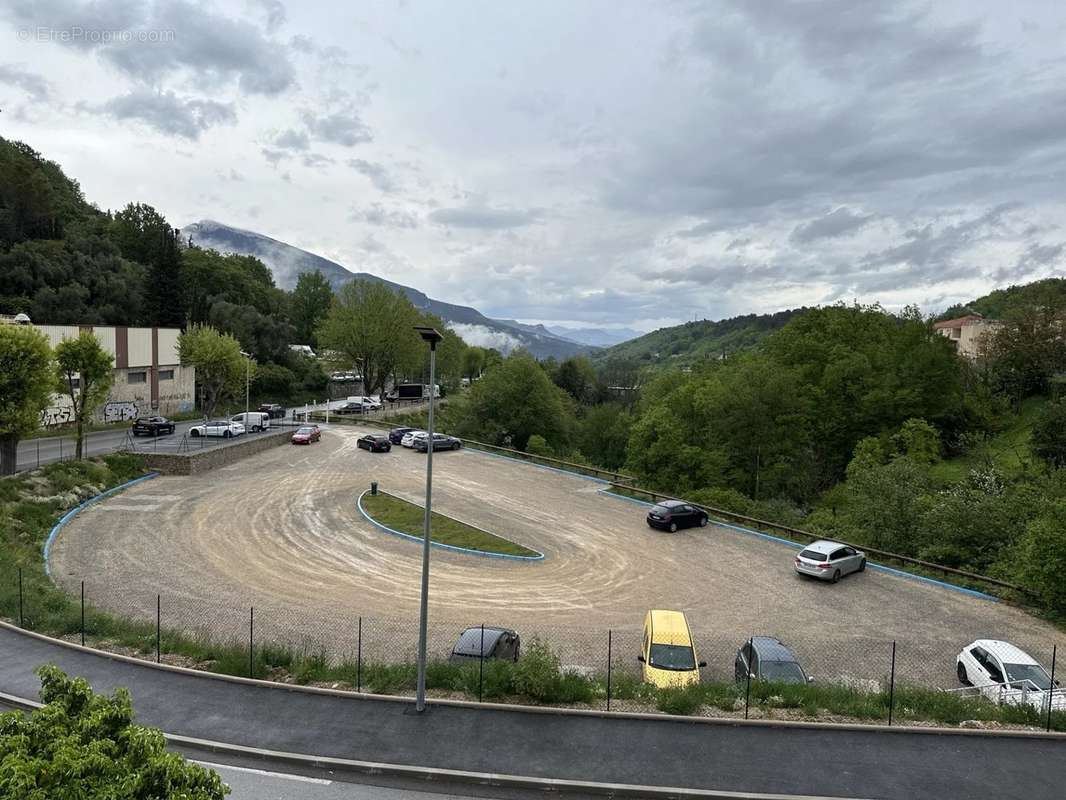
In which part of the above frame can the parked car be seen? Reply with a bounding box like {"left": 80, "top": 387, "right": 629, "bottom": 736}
{"left": 258, "top": 403, "right": 287, "bottom": 419}
{"left": 357, "top": 434, "right": 392, "bottom": 452}
{"left": 414, "top": 433, "right": 462, "bottom": 452}
{"left": 389, "top": 426, "right": 417, "bottom": 445}
{"left": 956, "top": 639, "right": 1063, "bottom": 712}
{"left": 291, "top": 426, "right": 321, "bottom": 445}
{"left": 401, "top": 430, "right": 427, "bottom": 448}
{"left": 231, "top": 411, "right": 270, "bottom": 432}
{"left": 646, "top": 500, "right": 708, "bottom": 532}
{"left": 189, "top": 420, "right": 245, "bottom": 438}
{"left": 448, "top": 627, "right": 521, "bottom": 663}
{"left": 346, "top": 395, "right": 382, "bottom": 411}
{"left": 794, "top": 540, "right": 866, "bottom": 583}
{"left": 638, "top": 609, "right": 705, "bottom": 689}
{"left": 333, "top": 401, "right": 366, "bottom": 415}
{"left": 131, "top": 416, "right": 175, "bottom": 436}
{"left": 734, "top": 636, "right": 812, "bottom": 684}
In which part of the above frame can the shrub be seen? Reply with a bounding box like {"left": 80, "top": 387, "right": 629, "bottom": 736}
{"left": 513, "top": 638, "right": 561, "bottom": 701}
{"left": 656, "top": 685, "right": 704, "bottom": 715}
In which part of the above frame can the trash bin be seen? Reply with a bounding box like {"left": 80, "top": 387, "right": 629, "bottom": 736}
{"left": 371, "top": 481, "right": 378, "bottom": 496}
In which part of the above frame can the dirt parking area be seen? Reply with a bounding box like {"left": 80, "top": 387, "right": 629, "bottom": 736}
{"left": 50, "top": 425, "right": 1066, "bottom": 687}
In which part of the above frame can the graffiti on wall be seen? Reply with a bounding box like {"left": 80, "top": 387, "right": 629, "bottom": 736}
{"left": 40, "top": 406, "right": 74, "bottom": 427}
{"left": 103, "top": 401, "right": 140, "bottom": 423}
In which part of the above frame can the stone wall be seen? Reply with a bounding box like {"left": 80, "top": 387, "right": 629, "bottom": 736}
{"left": 138, "top": 428, "right": 292, "bottom": 475}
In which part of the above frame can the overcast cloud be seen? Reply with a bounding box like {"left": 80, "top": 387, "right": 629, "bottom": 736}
{"left": 2, "top": 0, "right": 1065, "bottom": 331}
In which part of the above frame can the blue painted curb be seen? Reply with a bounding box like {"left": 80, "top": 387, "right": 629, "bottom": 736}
{"left": 44, "top": 472, "right": 161, "bottom": 578}
{"left": 356, "top": 490, "right": 544, "bottom": 562}
{"left": 595, "top": 488, "right": 998, "bottom": 602}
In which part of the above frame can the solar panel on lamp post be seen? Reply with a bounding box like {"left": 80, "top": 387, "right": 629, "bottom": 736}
{"left": 413, "top": 325, "right": 443, "bottom": 713}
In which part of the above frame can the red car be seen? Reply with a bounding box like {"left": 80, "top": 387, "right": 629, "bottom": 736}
{"left": 291, "top": 425, "right": 321, "bottom": 445}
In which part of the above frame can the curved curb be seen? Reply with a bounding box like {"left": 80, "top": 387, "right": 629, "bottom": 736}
{"left": 356, "top": 489, "right": 544, "bottom": 562}
{"left": 43, "top": 471, "right": 160, "bottom": 578}
{"left": 595, "top": 488, "right": 999, "bottom": 603}
{"left": 0, "top": 691, "right": 868, "bottom": 800}
{"left": 2, "top": 620, "right": 1063, "bottom": 741}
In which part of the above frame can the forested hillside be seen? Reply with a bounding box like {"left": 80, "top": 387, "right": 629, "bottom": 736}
{"left": 940, "top": 278, "right": 1066, "bottom": 320}
{"left": 0, "top": 137, "right": 483, "bottom": 405}
{"left": 597, "top": 308, "right": 807, "bottom": 366}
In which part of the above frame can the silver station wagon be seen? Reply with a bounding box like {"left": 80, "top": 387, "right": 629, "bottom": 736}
{"left": 794, "top": 540, "right": 866, "bottom": 583}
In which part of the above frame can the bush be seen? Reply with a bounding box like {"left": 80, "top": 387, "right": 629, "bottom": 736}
{"left": 525, "top": 435, "right": 553, "bottom": 457}
{"left": 656, "top": 685, "right": 704, "bottom": 715}
{"left": 513, "top": 638, "right": 561, "bottom": 701}
{"left": 0, "top": 666, "right": 228, "bottom": 799}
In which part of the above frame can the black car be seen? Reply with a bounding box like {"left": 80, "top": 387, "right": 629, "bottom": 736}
{"left": 646, "top": 499, "right": 708, "bottom": 532}
{"left": 448, "top": 627, "right": 521, "bottom": 663}
{"left": 357, "top": 434, "right": 391, "bottom": 452}
{"left": 414, "top": 433, "right": 462, "bottom": 452}
{"left": 334, "top": 401, "right": 366, "bottom": 415}
{"left": 388, "top": 426, "right": 417, "bottom": 445}
{"left": 257, "top": 403, "right": 286, "bottom": 419}
{"left": 131, "top": 416, "right": 175, "bottom": 436}
{"left": 734, "top": 636, "right": 812, "bottom": 684}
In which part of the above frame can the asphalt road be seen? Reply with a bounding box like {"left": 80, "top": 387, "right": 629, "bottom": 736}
{"left": 17, "top": 420, "right": 213, "bottom": 471}
{"left": 1, "top": 625, "right": 1063, "bottom": 800}
{"left": 49, "top": 424, "right": 1066, "bottom": 690}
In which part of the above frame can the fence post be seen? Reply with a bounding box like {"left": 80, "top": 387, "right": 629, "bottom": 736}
{"left": 18, "top": 567, "right": 23, "bottom": 628}
{"left": 59, "top": 437, "right": 63, "bottom": 461}
{"left": 248, "top": 606, "right": 255, "bottom": 679}
{"left": 1048, "top": 645, "right": 1058, "bottom": 733}
{"left": 357, "top": 616, "right": 362, "bottom": 692}
{"left": 887, "top": 641, "right": 897, "bottom": 726}
{"left": 80, "top": 581, "right": 85, "bottom": 646}
{"left": 156, "top": 594, "right": 161, "bottom": 664}
{"left": 744, "top": 635, "right": 753, "bottom": 719}
{"left": 606, "top": 630, "right": 613, "bottom": 712}
{"left": 479, "top": 624, "right": 485, "bottom": 703}
{"left": 36, "top": 439, "right": 40, "bottom": 468}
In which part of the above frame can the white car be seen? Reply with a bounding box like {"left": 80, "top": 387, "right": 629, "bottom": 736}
{"left": 189, "top": 420, "right": 246, "bottom": 438}
{"left": 346, "top": 395, "right": 382, "bottom": 411}
{"left": 956, "top": 639, "right": 1064, "bottom": 712}
{"left": 401, "top": 430, "right": 427, "bottom": 448}
{"left": 794, "top": 540, "right": 866, "bottom": 583}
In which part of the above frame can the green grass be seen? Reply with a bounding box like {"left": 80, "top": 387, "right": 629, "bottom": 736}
{"left": 931, "top": 397, "right": 1045, "bottom": 483}
{"left": 361, "top": 491, "right": 541, "bottom": 558}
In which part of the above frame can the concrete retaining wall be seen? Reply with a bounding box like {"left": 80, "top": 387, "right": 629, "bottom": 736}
{"left": 138, "top": 429, "right": 292, "bottom": 475}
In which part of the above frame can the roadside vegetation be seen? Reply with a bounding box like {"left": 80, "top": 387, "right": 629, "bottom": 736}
{"left": 361, "top": 490, "right": 541, "bottom": 558}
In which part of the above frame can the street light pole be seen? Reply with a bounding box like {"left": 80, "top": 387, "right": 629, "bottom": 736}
{"left": 240, "top": 350, "right": 250, "bottom": 424}
{"left": 413, "top": 326, "right": 442, "bottom": 713}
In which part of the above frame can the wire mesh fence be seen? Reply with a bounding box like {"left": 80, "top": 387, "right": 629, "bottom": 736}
{"left": 8, "top": 570, "right": 1065, "bottom": 732}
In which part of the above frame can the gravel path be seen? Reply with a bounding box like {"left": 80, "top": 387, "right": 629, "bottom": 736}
{"left": 51, "top": 424, "right": 1066, "bottom": 687}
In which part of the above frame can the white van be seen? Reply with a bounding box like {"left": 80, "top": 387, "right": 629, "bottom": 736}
{"left": 231, "top": 411, "right": 270, "bottom": 432}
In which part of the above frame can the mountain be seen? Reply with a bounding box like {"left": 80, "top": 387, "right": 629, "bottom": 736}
{"left": 181, "top": 220, "right": 589, "bottom": 359}
{"left": 545, "top": 325, "right": 642, "bottom": 348}
{"left": 597, "top": 308, "right": 808, "bottom": 365}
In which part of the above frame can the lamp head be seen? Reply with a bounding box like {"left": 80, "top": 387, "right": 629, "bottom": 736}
{"left": 414, "top": 325, "right": 443, "bottom": 349}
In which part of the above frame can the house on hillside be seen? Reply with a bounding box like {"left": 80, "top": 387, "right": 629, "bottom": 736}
{"left": 933, "top": 313, "right": 1002, "bottom": 359}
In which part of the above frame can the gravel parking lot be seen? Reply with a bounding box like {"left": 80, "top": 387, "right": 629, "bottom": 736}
{"left": 50, "top": 425, "right": 1066, "bottom": 687}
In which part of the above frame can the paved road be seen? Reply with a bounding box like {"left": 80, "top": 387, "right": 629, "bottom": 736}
{"left": 49, "top": 424, "right": 1066, "bottom": 689}
{"left": 1, "top": 626, "right": 1063, "bottom": 800}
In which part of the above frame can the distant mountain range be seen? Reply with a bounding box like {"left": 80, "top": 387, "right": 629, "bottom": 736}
{"left": 181, "top": 220, "right": 595, "bottom": 359}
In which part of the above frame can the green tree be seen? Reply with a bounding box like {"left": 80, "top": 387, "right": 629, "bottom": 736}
{"left": 461, "top": 347, "right": 486, "bottom": 382}
{"left": 316, "top": 280, "right": 422, "bottom": 397}
{"left": 54, "top": 331, "right": 113, "bottom": 459}
{"left": 0, "top": 325, "right": 54, "bottom": 475}
{"left": 553, "top": 356, "right": 598, "bottom": 404}
{"left": 1031, "top": 400, "right": 1066, "bottom": 469}
{"left": 110, "top": 203, "right": 184, "bottom": 327}
{"left": 893, "top": 418, "right": 941, "bottom": 464}
{"left": 1014, "top": 501, "right": 1066, "bottom": 613}
{"left": 839, "top": 456, "right": 933, "bottom": 553}
{"left": 577, "top": 403, "right": 633, "bottom": 471}
{"left": 461, "top": 352, "right": 575, "bottom": 450}
{"left": 983, "top": 298, "right": 1066, "bottom": 401}
{"left": 178, "top": 324, "right": 250, "bottom": 417}
{"left": 0, "top": 665, "right": 228, "bottom": 799}
{"left": 290, "top": 270, "right": 334, "bottom": 347}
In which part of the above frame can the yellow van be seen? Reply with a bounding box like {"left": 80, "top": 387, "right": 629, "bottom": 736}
{"left": 639, "top": 610, "right": 705, "bottom": 689}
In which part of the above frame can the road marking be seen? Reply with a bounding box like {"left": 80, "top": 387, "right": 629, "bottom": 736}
{"left": 193, "top": 760, "right": 332, "bottom": 785}
{"left": 97, "top": 503, "right": 161, "bottom": 512}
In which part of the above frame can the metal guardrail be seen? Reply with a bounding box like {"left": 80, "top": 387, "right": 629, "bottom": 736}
{"left": 605, "top": 482, "right": 1028, "bottom": 595}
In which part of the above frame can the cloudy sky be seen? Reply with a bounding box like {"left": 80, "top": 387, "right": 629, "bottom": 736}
{"left": 2, "top": 0, "right": 1065, "bottom": 332}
